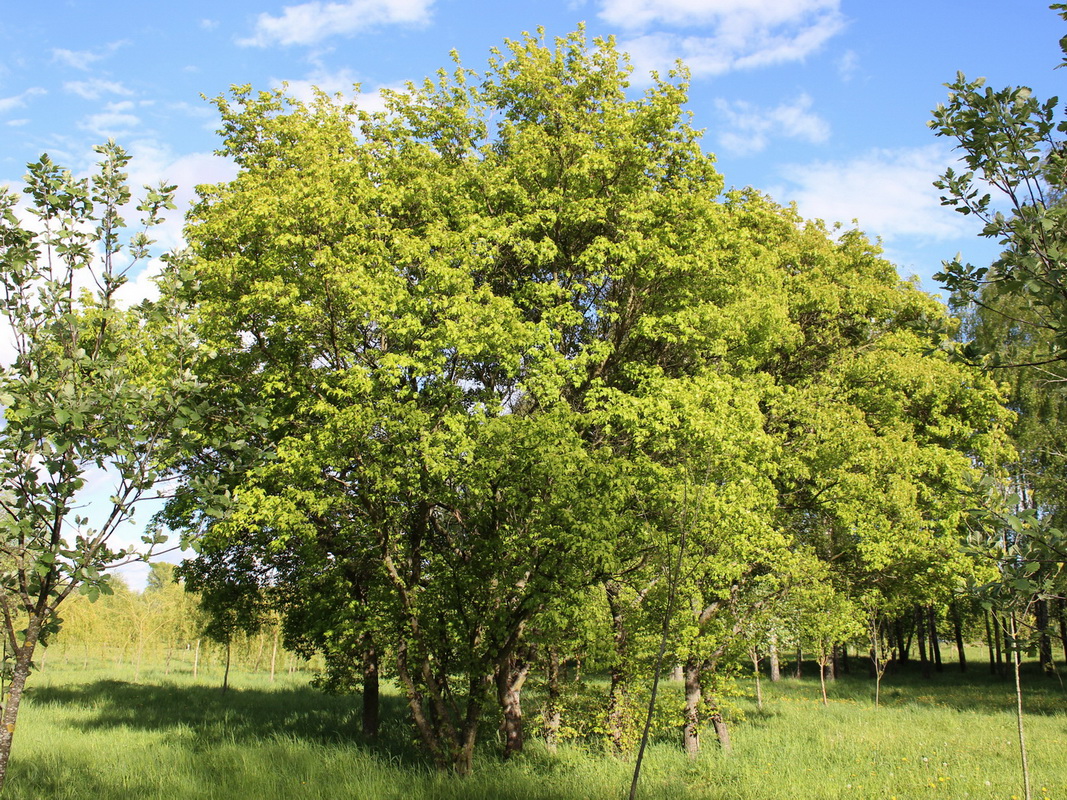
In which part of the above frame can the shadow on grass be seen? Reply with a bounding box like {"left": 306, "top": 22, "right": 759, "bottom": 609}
{"left": 764, "top": 660, "right": 1067, "bottom": 716}
{"left": 27, "top": 680, "right": 429, "bottom": 767}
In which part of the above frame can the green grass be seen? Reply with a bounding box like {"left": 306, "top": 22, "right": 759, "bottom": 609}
{"left": 6, "top": 653, "right": 1067, "bottom": 799}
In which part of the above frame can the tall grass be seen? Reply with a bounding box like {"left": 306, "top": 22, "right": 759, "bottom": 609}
{"left": 7, "top": 651, "right": 1067, "bottom": 799}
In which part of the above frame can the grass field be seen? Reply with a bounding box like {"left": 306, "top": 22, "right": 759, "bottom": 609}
{"left": 6, "top": 651, "right": 1067, "bottom": 799}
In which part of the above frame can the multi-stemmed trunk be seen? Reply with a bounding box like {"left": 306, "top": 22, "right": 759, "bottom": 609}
{"left": 495, "top": 652, "right": 529, "bottom": 759}
{"left": 951, "top": 602, "right": 967, "bottom": 673}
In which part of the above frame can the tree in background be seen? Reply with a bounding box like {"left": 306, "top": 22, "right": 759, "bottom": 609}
{"left": 0, "top": 143, "right": 205, "bottom": 787}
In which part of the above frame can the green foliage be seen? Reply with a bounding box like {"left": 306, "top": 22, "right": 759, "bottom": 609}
{"left": 0, "top": 140, "right": 206, "bottom": 786}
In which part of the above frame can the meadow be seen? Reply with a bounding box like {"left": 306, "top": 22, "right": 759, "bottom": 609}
{"left": 5, "top": 648, "right": 1066, "bottom": 799}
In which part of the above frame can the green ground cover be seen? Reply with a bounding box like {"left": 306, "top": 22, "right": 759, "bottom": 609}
{"left": 7, "top": 654, "right": 1066, "bottom": 799}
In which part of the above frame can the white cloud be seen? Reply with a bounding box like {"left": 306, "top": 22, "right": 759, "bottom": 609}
{"left": 240, "top": 0, "right": 434, "bottom": 47}
{"left": 270, "top": 68, "right": 403, "bottom": 115}
{"left": 837, "top": 49, "right": 858, "bottom": 81}
{"left": 5, "top": 119, "right": 29, "bottom": 127}
{"left": 51, "top": 41, "right": 128, "bottom": 71}
{"left": 0, "top": 87, "right": 46, "bottom": 114}
{"left": 714, "top": 93, "right": 829, "bottom": 155}
{"left": 771, "top": 145, "right": 971, "bottom": 242}
{"left": 603, "top": 0, "right": 845, "bottom": 81}
{"left": 64, "top": 78, "right": 134, "bottom": 100}
{"left": 600, "top": 0, "right": 838, "bottom": 29}
{"left": 200, "top": 18, "right": 220, "bottom": 30}
{"left": 79, "top": 108, "right": 141, "bottom": 139}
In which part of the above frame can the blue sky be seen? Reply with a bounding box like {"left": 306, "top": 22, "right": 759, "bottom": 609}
{"left": 2, "top": 1, "right": 1064, "bottom": 586}
{"left": 3, "top": 1, "right": 1064, "bottom": 291}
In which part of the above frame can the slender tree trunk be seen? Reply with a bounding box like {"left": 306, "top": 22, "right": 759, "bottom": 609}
{"left": 269, "top": 626, "right": 279, "bottom": 683}
{"left": 1009, "top": 613, "right": 1032, "bottom": 800}
{"left": 362, "top": 638, "right": 380, "bottom": 739}
{"left": 818, "top": 652, "right": 828, "bottom": 706}
{"left": 750, "top": 650, "right": 763, "bottom": 711}
{"left": 1057, "top": 599, "right": 1067, "bottom": 665}
{"left": 683, "top": 657, "right": 701, "bottom": 759}
{"left": 252, "top": 631, "right": 266, "bottom": 673}
{"left": 828, "top": 645, "right": 839, "bottom": 682}
{"left": 768, "top": 632, "right": 781, "bottom": 682}
{"left": 0, "top": 625, "right": 41, "bottom": 791}
{"left": 221, "top": 638, "right": 231, "bottom": 693}
{"left": 794, "top": 645, "right": 803, "bottom": 678}
{"left": 928, "top": 607, "right": 943, "bottom": 673}
{"left": 1035, "top": 599, "right": 1053, "bottom": 675}
{"left": 895, "top": 618, "right": 910, "bottom": 665}
{"left": 605, "top": 583, "right": 630, "bottom": 752}
{"left": 994, "top": 613, "right": 1005, "bottom": 677}
{"left": 708, "top": 694, "right": 731, "bottom": 752}
{"left": 985, "top": 611, "right": 996, "bottom": 675}
{"left": 669, "top": 664, "right": 683, "bottom": 681}
{"left": 951, "top": 602, "right": 967, "bottom": 673}
{"left": 193, "top": 638, "right": 201, "bottom": 679}
{"left": 916, "top": 607, "right": 931, "bottom": 679}
{"left": 544, "top": 647, "right": 561, "bottom": 754}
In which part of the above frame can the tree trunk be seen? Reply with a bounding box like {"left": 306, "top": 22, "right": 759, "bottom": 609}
{"left": 985, "top": 611, "right": 996, "bottom": 676}
{"left": 1058, "top": 599, "right": 1067, "bottom": 665}
{"left": 768, "top": 632, "right": 781, "bottom": 682}
{"left": 495, "top": 652, "right": 529, "bottom": 759}
{"left": 828, "top": 645, "right": 839, "bottom": 682}
{"left": 269, "top": 626, "right": 279, "bottom": 683}
{"left": 193, "top": 638, "right": 201, "bottom": 679}
{"left": 0, "top": 625, "right": 41, "bottom": 791}
{"left": 222, "top": 638, "right": 231, "bottom": 693}
{"left": 794, "top": 645, "right": 803, "bottom": 678}
{"left": 928, "top": 607, "right": 943, "bottom": 673}
{"left": 916, "top": 607, "right": 931, "bottom": 679}
{"left": 544, "top": 647, "right": 562, "bottom": 753}
{"left": 994, "top": 613, "right": 1005, "bottom": 677}
{"left": 750, "top": 650, "right": 763, "bottom": 711}
{"left": 951, "top": 602, "right": 967, "bottom": 673}
{"left": 1035, "top": 599, "right": 1054, "bottom": 675}
{"left": 605, "top": 583, "right": 630, "bottom": 752}
{"left": 708, "top": 694, "right": 731, "bottom": 752}
{"left": 819, "top": 654, "right": 828, "bottom": 706}
{"left": 683, "top": 657, "right": 701, "bottom": 759}
{"left": 362, "top": 638, "right": 380, "bottom": 739}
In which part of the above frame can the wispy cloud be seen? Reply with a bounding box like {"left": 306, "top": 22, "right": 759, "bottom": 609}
{"left": 714, "top": 93, "right": 829, "bottom": 155}
{"left": 600, "top": 0, "right": 846, "bottom": 81}
{"left": 240, "top": 0, "right": 433, "bottom": 47}
{"left": 51, "top": 41, "right": 128, "bottom": 71}
{"left": 64, "top": 79, "right": 134, "bottom": 101}
{"left": 0, "top": 87, "right": 46, "bottom": 114}
{"left": 771, "top": 145, "right": 970, "bottom": 242}
{"left": 79, "top": 102, "right": 141, "bottom": 138}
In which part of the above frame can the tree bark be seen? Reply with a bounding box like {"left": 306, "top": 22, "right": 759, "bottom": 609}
{"left": 951, "top": 602, "right": 967, "bottom": 673}
{"left": 496, "top": 652, "right": 529, "bottom": 759}
{"left": 985, "top": 610, "right": 996, "bottom": 676}
{"left": 605, "top": 582, "right": 630, "bottom": 752}
{"left": 1057, "top": 599, "right": 1067, "bottom": 664}
{"left": 362, "top": 637, "right": 380, "bottom": 739}
{"left": 928, "top": 607, "right": 943, "bottom": 673}
{"left": 544, "top": 647, "right": 561, "bottom": 753}
{"left": 0, "top": 624, "right": 41, "bottom": 791}
{"left": 916, "top": 607, "right": 931, "bottom": 679}
{"left": 793, "top": 645, "right": 803, "bottom": 678}
{"left": 1035, "top": 599, "right": 1054, "bottom": 675}
{"left": 768, "top": 632, "right": 781, "bottom": 682}
{"left": 708, "top": 695, "right": 731, "bottom": 752}
{"left": 683, "top": 657, "right": 701, "bottom": 759}
{"left": 222, "top": 638, "right": 232, "bottom": 693}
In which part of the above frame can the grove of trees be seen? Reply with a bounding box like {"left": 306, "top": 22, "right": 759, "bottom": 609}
{"left": 1, "top": 16, "right": 1066, "bottom": 796}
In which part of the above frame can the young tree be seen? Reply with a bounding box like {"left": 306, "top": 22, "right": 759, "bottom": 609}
{"left": 0, "top": 143, "right": 202, "bottom": 787}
